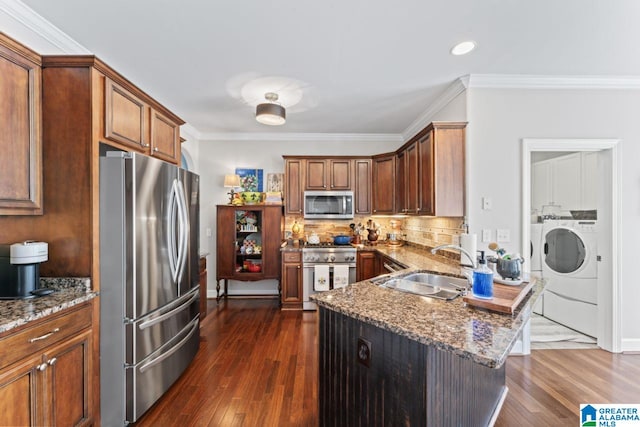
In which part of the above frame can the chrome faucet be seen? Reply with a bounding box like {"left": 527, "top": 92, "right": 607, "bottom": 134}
{"left": 431, "top": 244, "right": 477, "bottom": 269}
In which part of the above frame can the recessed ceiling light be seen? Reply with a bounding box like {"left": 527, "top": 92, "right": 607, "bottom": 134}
{"left": 450, "top": 41, "right": 476, "bottom": 56}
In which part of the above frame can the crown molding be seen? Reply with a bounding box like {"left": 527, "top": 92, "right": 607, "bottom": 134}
{"left": 401, "top": 77, "right": 468, "bottom": 140}
{"left": 179, "top": 123, "right": 202, "bottom": 143}
{"left": 0, "top": 0, "right": 89, "bottom": 53}
{"left": 198, "top": 131, "right": 404, "bottom": 143}
{"left": 466, "top": 74, "right": 640, "bottom": 90}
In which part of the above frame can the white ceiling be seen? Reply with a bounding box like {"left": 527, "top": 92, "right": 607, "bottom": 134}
{"left": 18, "top": 0, "right": 640, "bottom": 139}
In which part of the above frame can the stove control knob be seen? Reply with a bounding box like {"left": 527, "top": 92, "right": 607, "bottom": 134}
{"left": 323, "top": 256, "right": 330, "bottom": 262}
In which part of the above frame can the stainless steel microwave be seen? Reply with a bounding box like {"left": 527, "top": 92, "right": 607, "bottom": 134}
{"left": 303, "top": 191, "right": 354, "bottom": 219}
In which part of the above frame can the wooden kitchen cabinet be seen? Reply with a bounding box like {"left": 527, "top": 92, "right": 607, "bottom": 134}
{"left": 356, "top": 250, "right": 379, "bottom": 281}
{"left": 416, "top": 122, "right": 466, "bottom": 216}
{"left": 396, "top": 141, "right": 419, "bottom": 214}
{"left": 284, "top": 158, "right": 304, "bottom": 215}
{"left": 199, "top": 256, "right": 208, "bottom": 320}
{"left": 216, "top": 205, "right": 283, "bottom": 299}
{"left": 372, "top": 153, "right": 396, "bottom": 214}
{"left": 0, "top": 33, "right": 43, "bottom": 215}
{"left": 305, "top": 158, "right": 351, "bottom": 190}
{"left": 354, "top": 158, "right": 372, "bottom": 214}
{"left": 0, "top": 302, "right": 94, "bottom": 426}
{"left": 281, "top": 251, "right": 303, "bottom": 310}
{"left": 105, "top": 78, "right": 182, "bottom": 164}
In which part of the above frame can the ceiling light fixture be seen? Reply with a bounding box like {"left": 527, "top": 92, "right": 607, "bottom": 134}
{"left": 450, "top": 40, "right": 476, "bottom": 56}
{"left": 256, "top": 92, "right": 286, "bottom": 126}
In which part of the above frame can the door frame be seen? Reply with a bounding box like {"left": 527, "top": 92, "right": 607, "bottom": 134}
{"left": 522, "top": 138, "right": 621, "bottom": 353}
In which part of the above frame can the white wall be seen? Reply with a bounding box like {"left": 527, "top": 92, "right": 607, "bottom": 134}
{"left": 466, "top": 87, "right": 640, "bottom": 349}
{"left": 198, "top": 138, "right": 399, "bottom": 296}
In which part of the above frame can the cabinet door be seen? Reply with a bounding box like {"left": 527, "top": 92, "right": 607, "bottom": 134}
{"left": 552, "top": 153, "right": 581, "bottom": 211}
{"left": 581, "top": 151, "right": 598, "bottom": 210}
{"left": 432, "top": 125, "right": 465, "bottom": 217}
{"left": 0, "top": 355, "right": 40, "bottom": 427}
{"left": 46, "top": 330, "right": 93, "bottom": 427}
{"left": 329, "top": 159, "right": 351, "bottom": 190}
{"left": 395, "top": 151, "right": 406, "bottom": 213}
{"left": 531, "top": 160, "right": 552, "bottom": 213}
{"left": 105, "top": 78, "right": 149, "bottom": 150}
{"left": 354, "top": 159, "right": 372, "bottom": 214}
{"left": 150, "top": 109, "right": 179, "bottom": 164}
{"left": 405, "top": 142, "right": 419, "bottom": 214}
{"left": 284, "top": 159, "right": 304, "bottom": 215}
{"left": 356, "top": 251, "right": 379, "bottom": 281}
{"left": 0, "top": 35, "right": 43, "bottom": 215}
{"left": 305, "top": 159, "right": 327, "bottom": 190}
{"left": 418, "top": 132, "right": 434, "bottom": 215}
{"left": 261, "top": 206, "right": 283, "bottom": 279}
{"left": 372, "top": 155, "right": 395, "bottom": 214}
{"left": 216, "top": 206, "right": 236, "bottom": 278}
{"left": 281, "top": 252, "right": 302, "bottom": 309}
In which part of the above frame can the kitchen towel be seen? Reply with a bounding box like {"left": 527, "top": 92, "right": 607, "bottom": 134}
{"left": 460, "top": 233, "right": 477, "bottom": 266}
{"left": 314, "top": 265, "right": 330, "bottom": 291}
{"left": 333, "top": 265, "right": 350, "bottom": 289}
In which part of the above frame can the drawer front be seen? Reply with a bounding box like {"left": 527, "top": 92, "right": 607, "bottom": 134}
{"left": 283, "top": 252, "right": 301, "bottom": 263}
{"left": 0, "top": 303, "right": 92, "bottom": 368}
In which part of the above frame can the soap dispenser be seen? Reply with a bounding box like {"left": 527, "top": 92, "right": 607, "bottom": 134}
{"left": 472, "top": 251, "right": 494, "bottom": 299}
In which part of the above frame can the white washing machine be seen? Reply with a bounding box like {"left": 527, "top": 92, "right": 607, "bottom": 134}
{"left": 530, "top": 223, "right": 544, "bottom": 314}
{"left": 541, "top": 219, "right": 598, "bottom": 337}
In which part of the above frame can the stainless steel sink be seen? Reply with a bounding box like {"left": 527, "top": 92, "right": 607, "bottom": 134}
{"left": 373, "top": 272, "right": 468, "bottom": 300}
{"left": 402, "top": 273, "right": 468, "bottom": 289}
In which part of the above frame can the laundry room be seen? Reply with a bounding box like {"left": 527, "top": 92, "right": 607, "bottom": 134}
{"left": 529, "top": 149, "right": 604, "bottom": 349}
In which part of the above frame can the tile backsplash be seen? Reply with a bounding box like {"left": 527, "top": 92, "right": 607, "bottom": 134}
{"left": 283, "top": 215, "right": 465, "bottom": 248}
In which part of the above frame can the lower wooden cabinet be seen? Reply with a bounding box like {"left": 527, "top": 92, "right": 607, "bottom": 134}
{"left": 0, "top": 302, "right": 94, "bottom": 426}
{"left": 357, "top": 251, "right": 380, "bottom": 282}
{"left": 281, "top": 251, "right": 302, "bottom": 310}
{"left": 199, "top": 256, "right": 208, "bottom": 320}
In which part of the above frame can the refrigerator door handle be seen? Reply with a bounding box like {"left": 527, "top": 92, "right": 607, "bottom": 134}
{"left": 167, "top": 180, "right": 180, "bottom": 283}
{"left": 138, "top": 316, "right": 199, "bottom": 373}
{"left": 137, "top": 290, "right": 198, "bottom": 330}
{"left": 174, "top": 181, "right": 189, "bottom": 284}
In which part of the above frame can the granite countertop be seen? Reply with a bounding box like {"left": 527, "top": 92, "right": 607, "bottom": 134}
{"left": 312, "top": 244, "right": 544, "bottom": 369}
{"left": 0, "top": 278, "right": 97, "bottom": 335}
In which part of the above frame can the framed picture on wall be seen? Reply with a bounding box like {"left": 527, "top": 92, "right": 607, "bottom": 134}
{"left": 266, "top": 173, "right": 284, "bottom": 192}
{"left": 235, "top": 168, "right": 264, "bottom": 192}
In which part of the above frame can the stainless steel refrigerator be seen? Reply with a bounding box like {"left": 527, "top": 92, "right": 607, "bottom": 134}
{"left": 99, "top": 151, "right": 200, "bottom": 426}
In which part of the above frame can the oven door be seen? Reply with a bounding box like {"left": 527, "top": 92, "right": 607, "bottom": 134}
{"left": 302, "top": 263, "right": 356, "bottom": 310}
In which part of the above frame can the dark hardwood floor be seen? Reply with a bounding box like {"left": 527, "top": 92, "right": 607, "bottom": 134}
{"left": 135, "top": 298, "right": 640, "bottom": 426}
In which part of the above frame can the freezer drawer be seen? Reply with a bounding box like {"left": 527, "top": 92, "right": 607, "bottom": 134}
{"left": 127, "top": 287, "right": 199, "bottom": 364}
{"left": 126, "top": 314, "right": 200, "bottom": 423}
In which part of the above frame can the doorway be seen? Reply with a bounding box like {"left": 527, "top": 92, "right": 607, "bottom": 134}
{"left": 521, "top": 139, "right": 620, "bottom": 353}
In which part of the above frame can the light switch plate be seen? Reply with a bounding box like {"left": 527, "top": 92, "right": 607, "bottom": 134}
{"left": 482, "top": 197, "right": 492, "bottom": 210}
{"left": 206, "top": 227, "right": 212, "bottom": 237}
{"left": 482, "top": 229, "right": 491, "bottom": 242}
{"left": 497, "top": 229, "right": 510, "bottom": 243}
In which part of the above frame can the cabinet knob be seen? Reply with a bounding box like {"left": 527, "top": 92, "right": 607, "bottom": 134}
{"left": 154, "top": 147, "right": 159, "bottom": 152}
{"left": 142, "top": 143, "right": 150, "bottom": 148}
{"left": 37, "top": 363, "right": 48, "bottom": 372}
{"left": 48, "top": 357, "right": 58, "bottom": 366}
{"left": 297, "top": 265, "right": 300, "bottom": 269}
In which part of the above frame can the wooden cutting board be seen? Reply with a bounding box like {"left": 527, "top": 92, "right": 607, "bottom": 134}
{"left": 463, "top": 279, "right": 535, "bottom": 314}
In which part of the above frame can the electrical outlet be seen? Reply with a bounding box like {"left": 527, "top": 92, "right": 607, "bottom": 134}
{"left": 482, "top": 229, "right": 492, "bottom": 243}
{"left": 206, "top": 227, "right": 212, "bottom": 237}
{"left": 497, "top": 229, "right": 510, "bottom": 243}
{"left": 482, "top": 197, "right": 492, "bottom": 210}
{"left": 357, "top": 338, "right": 372, "bottom": 367}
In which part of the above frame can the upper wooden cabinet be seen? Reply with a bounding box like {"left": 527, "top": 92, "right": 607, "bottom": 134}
{"left": 105, "top": 77, "right": 182, "bottom": 163}
{"left": 372, "top": 153, "right": 396, "bottom": 214}
{"left": 305, "top": 158, "right": 351, "bottom": 190}
{"left": 284, "top": 158, "right": 304, "bottom": 215}
{"left": 397, "top": 141, "right": 419, "bottom": 214}
{"left": 0, "top": 33, "right": 42, "bottom": 215}
{"left": 354, "top": 159, "right": 372, "bottom": 215}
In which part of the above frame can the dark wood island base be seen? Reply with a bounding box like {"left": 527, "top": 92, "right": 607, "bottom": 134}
{"left": 319, "top": 307, "right": 508, "bottom": 426}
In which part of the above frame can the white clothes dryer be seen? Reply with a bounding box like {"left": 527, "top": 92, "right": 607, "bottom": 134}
{"left": 541, "top": 219, "right": 598, "bottom": 337}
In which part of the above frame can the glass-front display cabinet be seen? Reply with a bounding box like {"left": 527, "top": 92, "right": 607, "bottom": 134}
{"left": 216, "top": 205, "right": 282, "bottom": 299}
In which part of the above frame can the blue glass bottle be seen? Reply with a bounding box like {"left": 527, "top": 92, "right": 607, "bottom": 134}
{"left": 472, "top": 251, "right": 494, "bottom": 299}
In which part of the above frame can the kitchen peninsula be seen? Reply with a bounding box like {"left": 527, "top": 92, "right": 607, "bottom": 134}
{"left": 312, "top": 250, "right": 543, "bottom": 426}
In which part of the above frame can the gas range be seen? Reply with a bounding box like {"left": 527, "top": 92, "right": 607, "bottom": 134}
{"left": 302, "top": 244, "right": 356, "bottom": 265}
